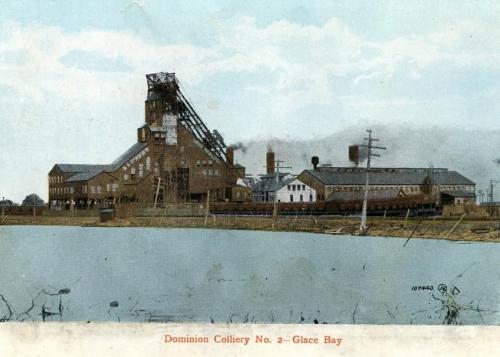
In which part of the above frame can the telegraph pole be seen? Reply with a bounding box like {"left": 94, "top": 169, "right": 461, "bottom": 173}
{"left": 273, "top": 160, "right": 292, "bottom": 220}
{"left": 359, "top": 129, "right": 386, "bottom": 235}
{"left": 489, "top": 180, "right": 495, "bottom": 204}
{"left": 488, "top": 179, "right": 500, "bottom": 217}
{"left": 264, "top": 159, "right": 291, "bottom": 230}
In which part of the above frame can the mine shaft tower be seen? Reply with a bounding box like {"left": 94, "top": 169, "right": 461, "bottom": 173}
{"left": 145, "top": 72, "right": 228, "bottom": 162}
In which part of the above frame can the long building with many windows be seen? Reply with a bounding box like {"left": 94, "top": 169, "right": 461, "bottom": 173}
{"left": 297, "top": 166, "right": 476, "bottom": 204}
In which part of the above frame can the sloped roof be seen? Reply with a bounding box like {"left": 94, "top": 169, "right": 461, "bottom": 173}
{"left": 441, "top": 190, "right": 476, "bottom": 198}
{"left": 54, "top": 142, "right": 148, "bottom": 183}
{"left": 110, "top": 142, "right": 148, "bottom": 170}
{"left": 55, "top": 164, "right": 110, "bottom": 173}
{"left": 303, "top": 168, "right": 475, "bottom": 186}
{"left": 66, "top": 171, "right": 103, "bottom": 182}
{"left": 253, "top": 176, "right": 299, "bottom": 193}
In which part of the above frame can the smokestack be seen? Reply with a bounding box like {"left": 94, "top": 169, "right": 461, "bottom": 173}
{"left": 266, "top": 151, "right": 275, "bottom": 174}
{"left": 311, "top": 156, "right": 319, "bottom": 170}
{"left": 349, "top": 145, "right": 360, "bottom": 166}
{"left": 226, "top": 147, "right": 234, "bottom": 165}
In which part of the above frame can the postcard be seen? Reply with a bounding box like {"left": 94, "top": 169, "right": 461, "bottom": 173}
{"left": 0, "top": 1, "right": 499, "bottom": 355}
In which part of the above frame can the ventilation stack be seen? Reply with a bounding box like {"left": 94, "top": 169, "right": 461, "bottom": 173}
{"left": 226, "top": 147, "right": 234, "bottom": 165}
{"left": 266, "top": 151, "right": 275, "bottom": 175}
{"left": 311, "top": 156, "right": 319, "bottom": 170}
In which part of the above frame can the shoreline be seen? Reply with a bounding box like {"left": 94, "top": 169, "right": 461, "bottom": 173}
{"left": 1, "top": 215, "right": 499, "bottom": 243}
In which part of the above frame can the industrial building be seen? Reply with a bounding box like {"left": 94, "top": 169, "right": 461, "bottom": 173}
{"left": 251, "top": 151, "right": 317, "bottom": 203}
{"left": 298, "top": 163, "right": 476, "bottom": 204}
{"left": 48, "top": 72, "right": 244, "bottom": 209}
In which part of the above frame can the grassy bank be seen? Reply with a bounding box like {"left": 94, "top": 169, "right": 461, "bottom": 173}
{"left": 2, "top": 214, "right": 499, "bottom": 243}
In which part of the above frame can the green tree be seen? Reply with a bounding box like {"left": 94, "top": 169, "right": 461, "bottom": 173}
{"left": 22, "top": 194, "right": 44, "bottom": 206}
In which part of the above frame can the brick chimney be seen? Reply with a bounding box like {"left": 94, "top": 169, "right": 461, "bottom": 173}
{"left": 226, "top": 147, "right": 234, "bottom": 165}
{"left": 266, "top": 151, "right": 275, "bottom": 174}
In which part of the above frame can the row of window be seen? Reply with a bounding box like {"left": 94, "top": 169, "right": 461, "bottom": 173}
{"left": 50, "top": 187, "right": 74, "bottom": 195}
{"left": 202, "top": 168, "right": 219, "bottom": 177}
{"left": 287, "top": 184, "right": 307, "bottom": 191}
{"left": 329, "top": 185, "right": 421, "bottom": 192}
{"left": 328, "top": 185, "right": 472, "bottom": 192}
{"left": 105, "top": 183, "right": 119, "bottom": 192}
{"left": 288, "top": 194, "right": 313, "bottom": 202}
{"left": 50, "top": 184, "right": 119, "bottom": 195}
{"left": 196, "top": 160, "right": 214, "bottom": 166}
{"left": 49, "top": 176, "right": 64, "bottom": 184}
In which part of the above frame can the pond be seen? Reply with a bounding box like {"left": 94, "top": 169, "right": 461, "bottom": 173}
{"left": 0, "top": 226, "right": 498, "bottom": 324}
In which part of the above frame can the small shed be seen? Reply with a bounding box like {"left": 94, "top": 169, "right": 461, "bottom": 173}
{"left": 99, "top": 208, "right": 115, "bottom": 222}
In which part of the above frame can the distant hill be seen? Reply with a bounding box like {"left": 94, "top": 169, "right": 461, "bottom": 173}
{"left": 232, "top": 125, "right": 500, "bottom": 194}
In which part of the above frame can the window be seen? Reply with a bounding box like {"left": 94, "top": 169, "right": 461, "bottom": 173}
{"left": 208, "top": 160, "right": 213, "bottom": 165}
{"left": 292, "top": 185, "right": 296, "bottom": 191}
{"left": 214, "top": 169, "right": 219, "bottom": 176}
{"left": 302, "top": 185, "right": 305, "bottom": 190}
{"left": 106, "top": 183, "right": 111, "bottom": 192}
{"left": 287, "top": 185, "right": 291, "bottom": 190}
{"left": 202, "top": 169, "right": 207, "bottom": 176}
{"left": 309, "top": 194, "right": 313, "bottom": 201}
{"left": 112, "top": 183, "right": 118, "bottom": 192}
{"left": 290, "top": 195, "right": 294, "bottom": 202}
{"left": 70, "top": 187, "right": 74, "bottom": 194}
{"left": 208, "top": 169, "right": 213, "bottom": 176}
{"left": 300, "top": 194, "right": 303, "bottom": 202}
{"left": 97, "top": 186, "right": 102, "bottom": 194}
{"left": 146, "top": 157, "right": 151, "bottom": 170}
{"left": 196, "top": 160, "right": 201, "bottom": 166}
{"left": 124, "top": 174, "right": 129, "bottom": 181}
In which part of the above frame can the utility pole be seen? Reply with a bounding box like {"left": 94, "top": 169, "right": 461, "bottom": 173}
{"left": 273, "top": 160, "right": 292, "bottom": 220}
{"left": 488, "top": 179, "right": 500, "bottom": 217}
{"left": 154, "top": 177, "right": 162, "bottom": 209}
{"left": 489, "top": 180, "right": 495, "bottom": 204}
{"left": 263, "top": 159, "right": 291, "bottom": 230}
{"left": 359, "top": 129, "right": 386, "bottom": 235}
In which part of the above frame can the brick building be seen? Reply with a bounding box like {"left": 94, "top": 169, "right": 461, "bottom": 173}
{"left": 298, "top": 166, "right": 475, "bottom": 204}
{"left": 48, "top": 72, "right": 244, "bottom": 209}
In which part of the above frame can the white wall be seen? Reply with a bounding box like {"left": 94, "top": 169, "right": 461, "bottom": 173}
{"left": 276, "top": 178, "right": 316, "bottom": 203}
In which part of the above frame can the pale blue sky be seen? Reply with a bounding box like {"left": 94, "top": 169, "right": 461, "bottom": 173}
{"left": 1, "top": 1, "right": 500, "bottom": 201}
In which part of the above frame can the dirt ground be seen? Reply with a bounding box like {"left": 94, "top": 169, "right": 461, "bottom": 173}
{"left": 2, "top": 214, "right": 499, "bottom": 243}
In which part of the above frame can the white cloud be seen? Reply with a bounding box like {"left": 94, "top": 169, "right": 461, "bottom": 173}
{"left": 1, "top": 16, "right": 500, "bottom": 202}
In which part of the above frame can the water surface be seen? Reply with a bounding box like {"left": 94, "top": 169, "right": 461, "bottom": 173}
{"left": 0, "top": 226, "right": 498, "bottom": 324}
